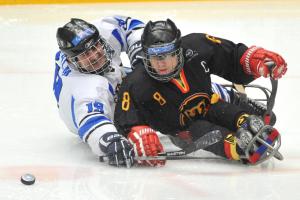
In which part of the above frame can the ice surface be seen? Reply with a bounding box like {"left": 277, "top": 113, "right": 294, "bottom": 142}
{"left": 0, "top": 1, "right": 300, "bottom": 200}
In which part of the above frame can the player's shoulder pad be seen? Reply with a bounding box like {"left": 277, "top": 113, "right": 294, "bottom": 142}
{"left": 181, "top": 33, "right": 204, "bottom": 48}
{"left": 181, "top": 33, "right": 220, "bottom": 57}
{"left": 121, "top": 66, "right": 152, "bottom": 92}
{"left": 112, "top": 15, "right": 144, "bottom": 31}
{"left": 69, "top": 73, "right": 111, "bottom": 97}
{"left": 182, "top": 33, "right": 222, "bottom": 45}
{"left": 125, "top": 65, "right": 147, "bottom": 82}
{"left": 72, "top": 73, "right": 109, "bottom": 88}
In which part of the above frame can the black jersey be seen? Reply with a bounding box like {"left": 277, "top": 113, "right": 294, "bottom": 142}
{"left": 115, "top": 33, "right": 253, "bottom": 133}
{"left": 114, "top": 33, "right": 254, "bottom": 158}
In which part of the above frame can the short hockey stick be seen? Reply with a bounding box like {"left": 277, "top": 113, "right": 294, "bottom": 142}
{"left": 99, "top": 130, "right": 223, "bottom": 162}
{"left": 135, "top": 154, "right": 224, "bottom": 161}
{"left": 247, "top": 62, "right": 283, "bottom": 162}
{"left": 264, "top": 61, "right": 278, "bottom": 123}
{"left": 264, "top": 62, "right": 284, "bottom": 160}
{"left": 262, "top": 78, "right": 283, "bottom": 161}
{"left": 99, "top": 150, "right": 223, "bottom": 163}
{"left": 264, "top": 78, "right": 277, "bottom": 125}
{"left": 137, "top": 129, "right": 224, "bottom": 161}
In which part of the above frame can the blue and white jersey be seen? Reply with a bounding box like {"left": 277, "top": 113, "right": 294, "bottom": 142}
{"left": 53, "top": 16, "right": 144, "bottom": 156}
{"left": 211, "top": 82, "right": 232, "bottom": 103}
{"left": 93, "top": 15, "right": 144, "bottom": 67}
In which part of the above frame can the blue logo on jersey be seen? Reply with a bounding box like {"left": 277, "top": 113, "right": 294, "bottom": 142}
{"left": 114, "top": 17, "right": 126, "bottom": 29}
{"left": 128, "top": 19, "right": 143, "bottom": 30}
{"left": 62, "top": 66, "right": 71, "bottom": 76}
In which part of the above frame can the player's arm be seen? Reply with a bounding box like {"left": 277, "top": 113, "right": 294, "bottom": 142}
{"left": 96, "top": 15, "right": 145, "bottom": 68}
{"left": 72, "top": 80, "right": 134, "bottom": 167}
{"left": 195, "top": 33, "right": 287, "bottom": 83}
{"left": 195, "top": 33, "right": 254, "bottom": 84}
{"left": 114, "top": 78, "right": 165, "bottom": 166}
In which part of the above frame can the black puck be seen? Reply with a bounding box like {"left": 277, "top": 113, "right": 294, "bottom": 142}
{"left": 21, "top": 173, "right": 36, "bottom": 185}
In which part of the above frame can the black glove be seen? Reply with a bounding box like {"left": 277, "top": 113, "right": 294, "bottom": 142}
{"left": 99, "top": 132, "right": 135, "bottom": 168}
{"left": 128, "top": 41, "right": 143, "bottom": 69}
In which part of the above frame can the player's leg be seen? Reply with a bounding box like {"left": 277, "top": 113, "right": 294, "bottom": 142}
{"left": 211, "top": 82, "right": 276, "bottom": 125}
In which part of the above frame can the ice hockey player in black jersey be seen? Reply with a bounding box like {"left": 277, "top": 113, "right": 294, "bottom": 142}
{"left": 114, "top": 19, "right": 287, "bottom": 166}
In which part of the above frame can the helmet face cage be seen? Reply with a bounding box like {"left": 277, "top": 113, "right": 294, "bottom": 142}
{"left": 141, "top": 19, "right": 183, "bottom": 82}
{"left": 57, "top": 18, "right": 113, "bottom": 75}
{"left": 143, "top": 46, "right": 184, "bottom": 82}
{"left": 69, "top": 37, "right": 113, "bottom": 75}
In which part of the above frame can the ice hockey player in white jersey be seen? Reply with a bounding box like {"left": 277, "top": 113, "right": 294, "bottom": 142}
{"left": 53, "top": 16, "right": 144, "bottom": 168}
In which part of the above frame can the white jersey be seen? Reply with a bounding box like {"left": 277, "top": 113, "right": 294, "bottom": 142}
{"left": 53, "top": 16, "right": 144, "bottom": 155}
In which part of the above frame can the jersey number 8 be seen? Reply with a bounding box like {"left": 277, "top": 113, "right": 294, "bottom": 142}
{"left": 122, "top": 92, "right": 130, "bottom": 111}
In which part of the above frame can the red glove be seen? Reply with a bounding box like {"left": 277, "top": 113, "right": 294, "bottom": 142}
{"left": 127, "top": 125, "right": 165, "bottom": 166}
{"left": 240, "top": 46, "right": 287, "bottom": 80}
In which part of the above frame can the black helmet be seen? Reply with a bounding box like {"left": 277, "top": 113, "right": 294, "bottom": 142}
{"left": 56, "top": 18, "right": 113, "bottom": 75}
{"left": 141, "top": 19, "right": 184, "bottom": 82}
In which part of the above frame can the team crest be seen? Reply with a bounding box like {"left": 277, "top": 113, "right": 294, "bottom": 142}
{"left": 179, "top": 93, "right": 210, "bottom": 126}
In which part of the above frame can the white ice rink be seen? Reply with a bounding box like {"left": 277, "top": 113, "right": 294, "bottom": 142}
{"left": 0, "top": 1, "right": 300, "bottom": 199}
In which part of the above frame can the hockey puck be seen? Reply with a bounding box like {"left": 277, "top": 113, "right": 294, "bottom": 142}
{"left": 21, "top": 173, "right": 36, "bottom": 185}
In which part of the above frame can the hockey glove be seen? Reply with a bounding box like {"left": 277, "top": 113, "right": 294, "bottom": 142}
{"left": 235, "top": 115, "right": 282, "bottom": 164}
{"left": 128, "top": 40, "right": 143, "bottom": 69}
{"left": 128, "top": 125, "right": 166, "bottom": 167}
{"left": 99, "top": 132, "right": 135, "bottom": 168}
{"left": 240, "top": 46, "right": 287, "bottom": 80}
